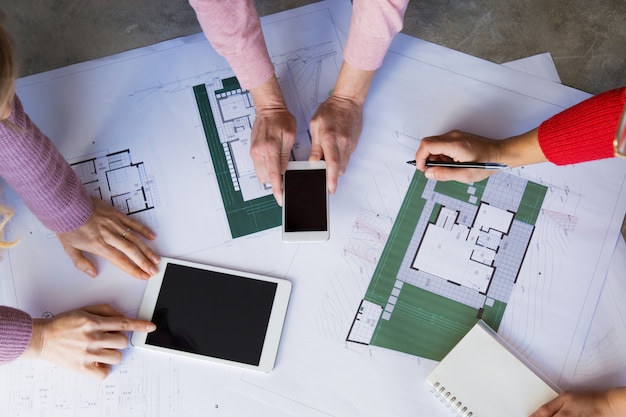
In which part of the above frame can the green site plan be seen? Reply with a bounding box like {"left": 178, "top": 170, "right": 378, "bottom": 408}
{"left": 193, "top": 80, "right": 281, "bottom": 238}
{"left": 347, "top": 171, "right": 547, "bottom": 361}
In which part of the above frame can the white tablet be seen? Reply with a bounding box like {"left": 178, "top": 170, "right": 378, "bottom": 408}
{"left": 131, "top": 257, "right": 292, "bottom": 372}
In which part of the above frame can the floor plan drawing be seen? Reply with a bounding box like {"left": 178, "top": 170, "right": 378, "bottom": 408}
{"left": 71, "top": 149, "right": 159, "bottom": 229}
{"left": 193, "top": 41, "right": 341, "bottom": 238}
{"left": 347, "top": 171, "right": 547, "bottom": 361}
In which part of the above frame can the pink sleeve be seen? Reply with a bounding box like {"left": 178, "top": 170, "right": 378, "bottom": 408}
{"left": 343, "top": 0, "right": 409, "bottom": 70}
{"left": 0, "top": 96, "right": 93, "bottom": 233}
{"left": 538, "top": 87, "right": 625, "bottom": 165}
{"left": 189, "top": 0, "right": 275, "bottom": 90}
{"left": 0, "top": 306, "right": 32, "bottom": 363}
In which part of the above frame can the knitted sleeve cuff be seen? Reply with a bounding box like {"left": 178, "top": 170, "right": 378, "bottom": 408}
{"left": 538, "top": 87, "right": 626, "bottom": 165}
{"left": 0, "top": 306, "right": 33, "bottom": 363}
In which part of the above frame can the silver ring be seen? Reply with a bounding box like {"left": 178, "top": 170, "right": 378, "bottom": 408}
{"left": 121, "top": 228, "right": 131, "bottom": 238}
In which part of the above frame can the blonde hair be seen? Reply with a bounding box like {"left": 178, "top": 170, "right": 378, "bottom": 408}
{"left": 0, "top": 16, "right": 18, "bottom": 247}
{"left": 0, "top": 189, "right": 17, "bottom": 248}
{"left": 0, "top": 14, "right": 17, "bottom": 123}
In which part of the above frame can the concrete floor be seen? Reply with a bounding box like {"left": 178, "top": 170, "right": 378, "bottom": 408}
{"left": 3, "top": 0, "right": 625, "bottom": 93}
{"left": 2, "top": 0, "right": 626, "bottom": 237}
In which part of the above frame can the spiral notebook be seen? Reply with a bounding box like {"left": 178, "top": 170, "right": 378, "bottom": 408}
{"left": 426, "top": 321, "right": 559, "bottom": 417}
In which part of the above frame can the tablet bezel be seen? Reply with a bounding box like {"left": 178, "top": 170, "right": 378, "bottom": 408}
{"left": 131, "top": 257, "right": 292, "bottom": 372}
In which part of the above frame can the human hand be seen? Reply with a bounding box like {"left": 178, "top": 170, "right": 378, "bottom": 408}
{"left": 23, "top": 304, "right": 156, "bottom": 379}
{"left": 249, "top": 76, "right": 296, "bottom": 206}
{"left": 529, "top": 388, "right": 626, "bottom": 417}
{"left": 250, "top": 106, "right": 296, "bottom": 205}
{"left": 56, "top": 197, "right": 160, "bottom": 280}
{"left": 414, "top": 130, "right": 502, "bottom": 183}
{"left": 308, "top": 94, "right": 363, "bottom": 194}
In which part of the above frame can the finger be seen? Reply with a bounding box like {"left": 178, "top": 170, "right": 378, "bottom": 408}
{"left": 84, "top": 361, "right": 112, "bottom": 380}
{"left": 81, "top": 304, "right": 125, "bottom": 318}
{"left": 264, "top": 150, "right": 285, "bottom": 207}
{"left": 91, "top": 333, "right": 130, "bottom": 352}
{"left": 319, "top": 143, "right": 341, "bottom": 195}
{"left": 96, "top": 315, "right": 157, "bottom": 334}
{"left": 91, "top": 243, "right": 151, "bottom": 280}
{"left": 120, "top": 215, "right": 156, "bottom": 241}
{"left": 424, "top": 166, "right": 491, "bottom": 184}
{"left": 89, "top": 348, "right": 124, "bottom": 366}
{"left": 529, "top": 393, "right": 567, "bottom": 417}
{"left": 117, "top": 229, "right": 161, "bottom": 270}
{"left": 60, "top": 243, "right": 98, "bottom": 278}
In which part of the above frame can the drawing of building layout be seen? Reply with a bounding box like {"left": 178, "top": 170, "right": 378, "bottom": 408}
{"left": 71, "top": 149, "right": 158, "bottom": 226}
{"left": 347, "top": 172, "right": 547, "bottom": 361}
{"left": 192, "top": 42, "right": 340, "bottom": 238}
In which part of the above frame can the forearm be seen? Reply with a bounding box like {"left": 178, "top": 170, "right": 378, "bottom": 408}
{"left": 332, "top": 61, "right": 376, "bottom": 106}
{"left": 497, "top": 128, "right": 548, "bottom": 168}
{"left": 343, "top": 0, "right": 409, "bottom": 71}
{"left": 189, "top": 0, "right": 274, "bottom": 90}
{"left": 0, "top": 96, "right": 93, "bottom": 232}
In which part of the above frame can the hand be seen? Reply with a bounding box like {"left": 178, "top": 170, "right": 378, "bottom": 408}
{"left": 249, "top": 76, "right": 296, "bottom": 206}
{"left": 56, "top": 197, "right": 160, "bottom": 280}
{"left": 414, "top": 130, "right": 503, "bottom": 183}
{"left": 529, "top": 389, "right": 626, "bottom": 417}
{"left": 23, "top": 304, "right": 156, "bottom": 379}
{"left": 308, "top": 61, "right": 375, "bottom": 194}
{"left": 308, "top": 94, "right": 363, "bottom": 194}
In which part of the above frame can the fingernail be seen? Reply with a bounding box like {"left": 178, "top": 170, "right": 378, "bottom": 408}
{"left": 151, "top": 254, "right": 161, "bottom": 264}
{"left": 425, "top": 169, "right": 435, "bottom": 180}
{"left": 85, "top": 269, "right": 96, "bottom": 278}
{"left": 146, "top": 323, "right": 157, "bottom": 332}
{"left": 149, "top": 265, "right": 159, "bottom": 275}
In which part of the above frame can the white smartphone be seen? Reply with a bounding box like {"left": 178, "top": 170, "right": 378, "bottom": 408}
{"left": 282, "top": 160, "right": 330, "bottom": 243}
{"left": 131, "top": 257, "right": 292, "bottom": 372}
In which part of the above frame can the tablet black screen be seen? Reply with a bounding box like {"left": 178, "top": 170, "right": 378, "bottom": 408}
{"left": 146, "top": 263, "right": 278, "bottom": 366}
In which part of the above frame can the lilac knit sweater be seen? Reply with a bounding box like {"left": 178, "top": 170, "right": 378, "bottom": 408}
{"left": 0, "top": 95, "right": 94, "bottom": 363}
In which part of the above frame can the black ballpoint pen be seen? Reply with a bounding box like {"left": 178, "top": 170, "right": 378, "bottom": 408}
{"left": 406, "top": 160, "right": 508, "bottom": 170}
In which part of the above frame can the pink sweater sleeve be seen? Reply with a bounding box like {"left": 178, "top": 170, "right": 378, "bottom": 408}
{"left": 538, "top": 87, "right": 625, "bottom": 165}
{"left": 0, "top": 95, "right": 93, "bottom": 232}
{"left": 0, "top": 306, "right": 32, "bottom": 363}
{"left": 189, "top": 0, "right": 409, "bottom": 89}
{"left": 343, "top": 0, "right": 409, "bottom": 70}
{"left": 189, "top": 0, "right": 275, "bottom": 90}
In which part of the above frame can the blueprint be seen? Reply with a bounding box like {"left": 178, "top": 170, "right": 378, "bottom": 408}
{"left": 347, "top": 172, "right": 547, "bottom": 360}
{"left": 1, "top": 1, "right": 625, "bottom": 416}
{"left": 192, "top": 38, "right": 340, "bottom": 237}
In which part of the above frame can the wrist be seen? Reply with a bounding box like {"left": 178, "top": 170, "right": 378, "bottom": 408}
{"left": 249, "top": 75, "right": 287, "bottom": 110}
{"left": 607, "top": 387, "right": 626, "bottom": 417}
{"left": 331, "top": 61, "right": 376, "bottom": 106}
{"left": 23, "top": 318, "right": 44, "bottom": 359}
{"left": 497, "top": 128, "right": 546, "bottom": 168}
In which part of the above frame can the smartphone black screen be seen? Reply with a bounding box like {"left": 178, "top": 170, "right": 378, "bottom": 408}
{"left": 284, "top": 168, "right": 327, "bottom": 232}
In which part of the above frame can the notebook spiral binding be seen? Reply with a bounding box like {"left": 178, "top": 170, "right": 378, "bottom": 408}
{"left": 430, "top": 381, "right": 475, "bottom": 417}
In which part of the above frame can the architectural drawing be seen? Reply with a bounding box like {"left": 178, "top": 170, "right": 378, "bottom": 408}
{"left": 71, "top": 149, "right": 159, "bottom": 229}
{"left": 347, "top": 172, "right": 547, "bottom": 360}
{"left": 193, "top": 41, "right": 340, "bottom": 238}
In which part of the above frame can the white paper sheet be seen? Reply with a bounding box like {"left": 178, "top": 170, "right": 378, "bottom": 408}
{"left": 1, "top": 1, "right": 624, "bottom": 416}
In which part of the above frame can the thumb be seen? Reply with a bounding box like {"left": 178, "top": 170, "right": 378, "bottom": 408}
{"left": 61, "top": 244, "right": 97, "bottom": 278}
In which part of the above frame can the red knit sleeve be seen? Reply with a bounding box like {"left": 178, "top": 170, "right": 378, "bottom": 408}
{"left": 537, "top": 87, "right": 626, "bottom": 165}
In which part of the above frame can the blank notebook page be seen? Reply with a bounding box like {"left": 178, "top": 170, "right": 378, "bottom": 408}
{"left": 426, "top": 321, "right": 559, "bottom": 417}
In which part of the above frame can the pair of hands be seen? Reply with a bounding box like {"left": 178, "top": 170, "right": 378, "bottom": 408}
{"left": 35, "top": 199, "right": 160, "bottom": 378}
{"left": 530, "top": 388, "right": 626, "bottom": 417}
{"left": 249, "top": 63, "right": 373, "bottom": 205}
{"left": 23, "top": 304, "right": 156, "bottom": 379}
